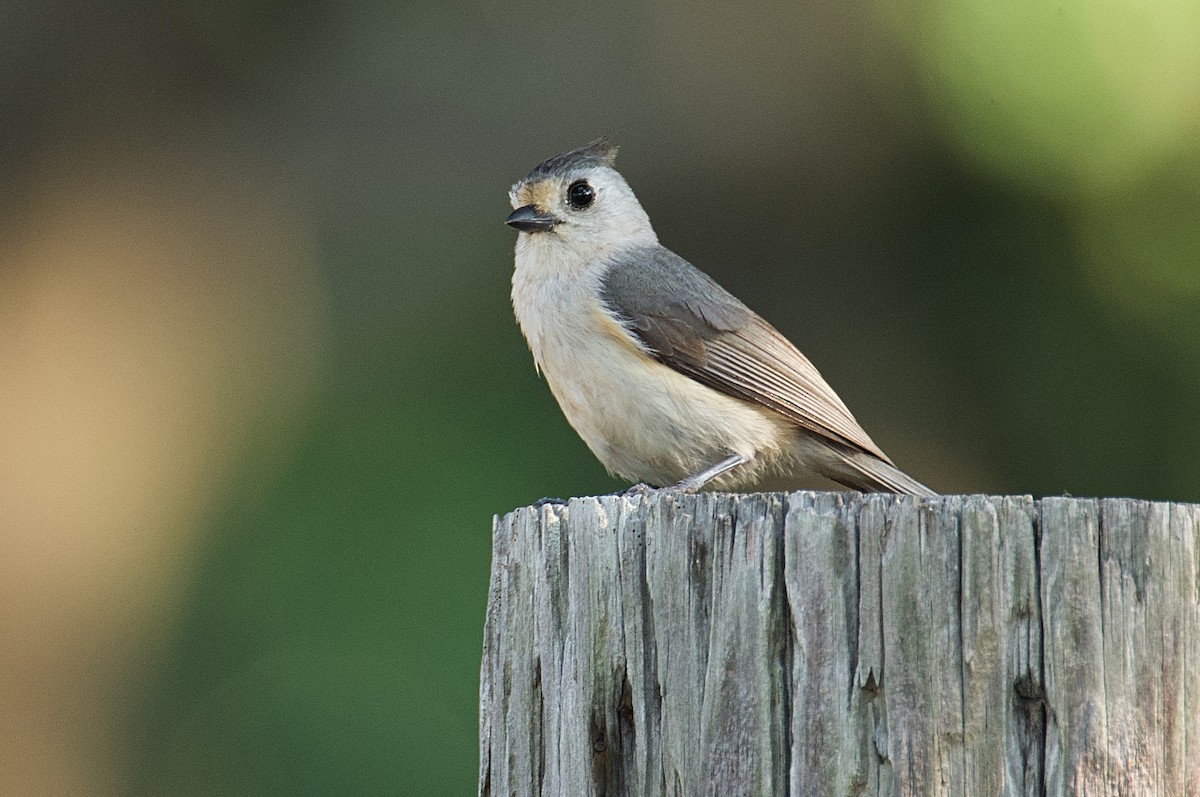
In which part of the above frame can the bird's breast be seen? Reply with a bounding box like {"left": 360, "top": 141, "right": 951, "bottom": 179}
{"left": 511, "top": 246, "right": 789, "bottom": 485}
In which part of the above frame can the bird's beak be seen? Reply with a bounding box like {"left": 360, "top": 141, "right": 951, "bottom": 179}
{"left": 506, "top": 204, "right": 561, "bottom": 233}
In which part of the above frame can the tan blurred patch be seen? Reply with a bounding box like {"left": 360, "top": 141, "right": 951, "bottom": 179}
{"left": 0, "top": 149, "right": 326, "bottom": 795}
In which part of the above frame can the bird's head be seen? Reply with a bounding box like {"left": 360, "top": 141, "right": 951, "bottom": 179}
{"left": 506, "top": 139, "right": 657, "bottom": 252}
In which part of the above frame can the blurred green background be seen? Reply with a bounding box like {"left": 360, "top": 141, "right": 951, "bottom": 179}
{"left": 2, "top": 0, "right": 1198, "bottom": 793}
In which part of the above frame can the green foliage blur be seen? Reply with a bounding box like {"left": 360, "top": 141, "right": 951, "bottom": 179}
{"left": 3, "top": 0, "right": 1198, "bottom": 794}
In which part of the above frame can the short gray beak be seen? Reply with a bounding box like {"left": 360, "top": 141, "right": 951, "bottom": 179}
{"left": 506, "top": 205, "right": 560, "bottom": 233}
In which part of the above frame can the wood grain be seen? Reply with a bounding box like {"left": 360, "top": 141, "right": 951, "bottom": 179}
{"left": 479, "top": 493, "right": 1200, "bottom": 796}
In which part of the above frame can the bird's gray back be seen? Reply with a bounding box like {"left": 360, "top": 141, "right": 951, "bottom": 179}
{"left": 600, "top": 245, "right": 751, "bottom": 340}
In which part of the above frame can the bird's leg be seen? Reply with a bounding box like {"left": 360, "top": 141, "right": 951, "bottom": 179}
{"left": 671, "top": 453, "right": 749, "bottom": 493}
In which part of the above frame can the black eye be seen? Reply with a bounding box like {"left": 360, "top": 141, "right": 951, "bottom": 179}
{"left": 567, "top": 180, "right": 595, "bottom": 209}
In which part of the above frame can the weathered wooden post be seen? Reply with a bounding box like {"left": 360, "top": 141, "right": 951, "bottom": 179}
{"left": 479, "top": 492, "right": 1200, "bottom": 796}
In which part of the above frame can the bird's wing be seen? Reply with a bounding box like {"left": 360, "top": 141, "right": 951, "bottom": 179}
{"left": 600, "top": 245, "right": 893, "bottom": 464}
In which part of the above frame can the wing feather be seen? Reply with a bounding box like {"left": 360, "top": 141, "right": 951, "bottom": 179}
{"left": 600, "top": 245, "right": 892, "bottom": 464}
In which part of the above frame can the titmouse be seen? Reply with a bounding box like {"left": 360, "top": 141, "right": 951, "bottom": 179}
{"left": 506, "top": 139, "right": 933, "bottom": 496}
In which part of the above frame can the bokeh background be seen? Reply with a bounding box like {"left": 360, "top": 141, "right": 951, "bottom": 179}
{"left": 2, "top": 0, "right": 1198, "bottom": 793}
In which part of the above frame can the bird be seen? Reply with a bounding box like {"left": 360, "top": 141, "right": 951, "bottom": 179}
{"left": 505, "top": 139, "right": 933, "bottom": 497}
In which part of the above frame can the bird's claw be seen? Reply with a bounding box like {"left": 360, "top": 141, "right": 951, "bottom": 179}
{"left": 618, "top": 481, "right": 699, "bottom": 501}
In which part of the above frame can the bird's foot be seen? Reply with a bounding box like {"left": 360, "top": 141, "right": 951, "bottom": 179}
{"left": 665, "top": 476, "right": 704, "bottom": 493}
{"left": 531, "top": 496, "right": 568, "bottom": 508}
{"left": 670, "top": 454, "right": 749, "bottom": 494}
{"left": 617, "top": 482, "right": 698, "bottom": 502}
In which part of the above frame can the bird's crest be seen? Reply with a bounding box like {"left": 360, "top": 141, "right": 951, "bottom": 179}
{"left": 525, "top": 138, "right": 618, "bottom": 181}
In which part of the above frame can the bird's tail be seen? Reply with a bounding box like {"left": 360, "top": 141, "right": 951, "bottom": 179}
{"left": 821, "top": 447, "right": 937, "bottom": 497}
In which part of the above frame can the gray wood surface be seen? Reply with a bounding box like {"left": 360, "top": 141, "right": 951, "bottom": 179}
{"left": 478, "top": 493, "right": 1200, "bottom": 796}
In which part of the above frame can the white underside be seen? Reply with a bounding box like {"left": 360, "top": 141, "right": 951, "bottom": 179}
{"left": 512, "top": 235, "right": 798, "bottom": 488}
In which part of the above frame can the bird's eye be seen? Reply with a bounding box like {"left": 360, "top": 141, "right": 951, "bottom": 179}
{"left": 567, "top": 180, "right": 595, "bottom": 210}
